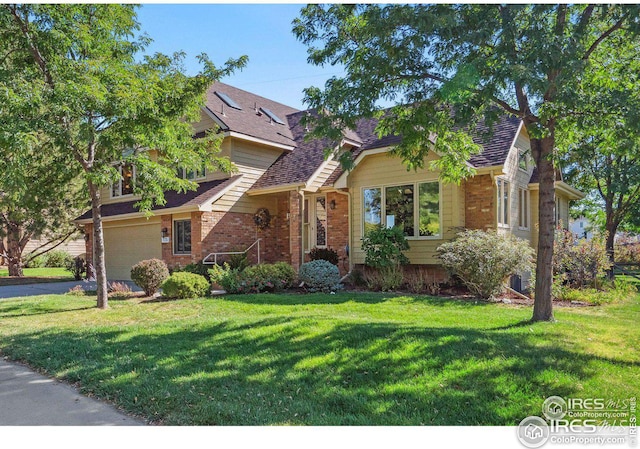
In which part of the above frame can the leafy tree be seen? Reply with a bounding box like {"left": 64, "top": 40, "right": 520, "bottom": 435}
{"left": 294, "top": 4, "right": 640, "bottom": 321}
{"left": 2, "top": 4, "right": 246, "bottom": 308}
{"left": 559, "top": 36, "right": 640, "bottom": 272}
{"left": 0, "top": 134, "right": 85, "bottom": 276}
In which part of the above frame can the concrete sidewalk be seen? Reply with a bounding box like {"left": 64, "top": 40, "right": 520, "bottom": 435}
{"left": 0, "top": 280, "right": 141, "bottom": 300}
{"left": 0, "top": 358, "right": 145, "bottom": 426}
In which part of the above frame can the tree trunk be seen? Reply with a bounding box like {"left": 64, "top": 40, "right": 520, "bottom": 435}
{"left": 605, "top": 219, "right": 617, "bottom": 280}
{"left": 88, "top": 179, "right": 109, "bottom": 309}
{"left": 531, "top": 136, "right": 556, "bottom": 322}
{"left": 6, "top": 223, "right": 26, "bottom": 277}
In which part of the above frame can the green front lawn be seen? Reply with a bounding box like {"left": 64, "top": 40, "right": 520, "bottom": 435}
{"left": 0, "top": 267, "right": 73, "bottom": 285}
{"left": 0, "top": 292, "right": 638, "bottom": 425}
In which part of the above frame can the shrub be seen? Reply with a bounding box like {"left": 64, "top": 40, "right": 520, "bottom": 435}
{"left": 209, "top": 262, "right": 296, "bottom": 294}
{"left": 22, "top": 253, "right": 45, "bottom": 268}
{"left": 209, "top": 263, "right": 242, "bottom": 293}
{"left": 554, "top": 228, "right": 611, "bottom": 289}
{"left": 108, "top": 281, "right": 133, "bottom": 300}
{"left": 438, "top": 230, "right": 534, "bottom": 299}
{"left": 361, "top": 226, "right": 410, "bottom": 269}
{"left": 130, "top": 258, "right": 169, "bottom": 296}
{"left": 404, "top": 267, "right": 443, "bottom": 295}
{"left": 309, "top": 247, "right": 339, "bottom": 265}
{"left": 161, "top": 272, "right": 210, "bottom": 299}
{"left": 363, "top": 265, "right": 403, "bottom": 292}
{"left": 67, "top": 285, "right": 86, "bottom": 296}
{"left": 226, "top": 251, "right": 250, "bottom": 272}
{"left": 180, "top": 261, "right": 212, "bottom": 281}
{"left": 64, "top": 256, "right": 86, "bottom": 281}
{"left": 43, "top": 250, "right": 74, "bottom": 268}
{"left": 299, "top": 260, "right": 342, "bottom": 292}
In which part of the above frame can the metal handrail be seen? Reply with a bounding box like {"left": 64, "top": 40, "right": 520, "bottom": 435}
{"left": 202, "top": 238, "right": 262, "bottom": 265}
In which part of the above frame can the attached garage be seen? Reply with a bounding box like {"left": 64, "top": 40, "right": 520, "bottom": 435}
{"left": 102, "top": 219, "right": 162, "bottom": 280}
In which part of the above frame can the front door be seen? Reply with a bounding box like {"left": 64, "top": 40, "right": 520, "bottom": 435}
{"left": 303, "top": 194, "right": 327, "bottom": 253}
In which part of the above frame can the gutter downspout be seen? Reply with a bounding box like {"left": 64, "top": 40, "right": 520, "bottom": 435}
{"left": 298, "top": 188, "right": 305, "bottom": 269}
{"left": 333, "top": 189, "right": 353, "bottom": 278}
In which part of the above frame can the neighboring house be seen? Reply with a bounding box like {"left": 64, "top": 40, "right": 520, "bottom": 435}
{"left": 569, "top": 216, "right": 594, "bottom": 240}
{"left": 1, "top": 233, "right": 85, "bottom": 266}
{"left": 74, "top": 82, "right": 584, "bottom": 281}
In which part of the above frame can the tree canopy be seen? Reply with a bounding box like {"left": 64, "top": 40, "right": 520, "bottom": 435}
{"left": 1, "top": 4, "right": 246, "bottom": 307}
{"left": 294, "top": 4, "right": 640, "bottom": 320}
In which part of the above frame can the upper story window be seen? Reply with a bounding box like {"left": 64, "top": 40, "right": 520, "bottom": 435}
{"left": 111, "top": 163, "right": 134, "bottom": 198}
{"left": 177, "top": 166, "right": 206, "bottom": 180}
{"left": 518, "top": 149, "right": 529, "bottom": 171}
{"left": 497, "top": 178, "right": 510, "bottom": 227}
{"left": 363, "top": 181, "right": 441, "bottom": 238}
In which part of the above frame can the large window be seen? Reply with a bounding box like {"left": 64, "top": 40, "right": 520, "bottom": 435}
{"left": 111, "top": 163, "right": 134, "bottom": 198}
{"left": 363, "top": 181, "right": 440, "bottom": 238}
{"left": 173, "top": 220, "right": 191, "bottom": 255}
{"left": 518, "top": 188, "right": 529, "bottom": 230}
{"left": 497, "top": 178, "right": 510, "bottom": 226}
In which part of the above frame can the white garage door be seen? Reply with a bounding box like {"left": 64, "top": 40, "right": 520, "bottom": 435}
{"left": 103, "top": 222, "right": 162, "bottom": 280}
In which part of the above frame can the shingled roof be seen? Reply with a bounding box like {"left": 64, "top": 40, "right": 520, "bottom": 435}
{"left": 76, "top": 176, "right": 242, "bottom": 221}
{"left": 204, "top": 82, "right": 300, "bottom": 148}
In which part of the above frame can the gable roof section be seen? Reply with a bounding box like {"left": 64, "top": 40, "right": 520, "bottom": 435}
{"left": 75, "top": 176, "right": 242, "bottom": 222}
{"left": 204, "top": 82, "right": 300, "bottom": 148}
{"left": 250, "top": 111, "right": 339, "bottom": 191}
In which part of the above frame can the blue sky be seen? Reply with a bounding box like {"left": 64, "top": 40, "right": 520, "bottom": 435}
{"left": 136, "top": 4, "right": 341, "bottom": 110}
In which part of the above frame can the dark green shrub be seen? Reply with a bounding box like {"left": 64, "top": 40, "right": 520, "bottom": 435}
{"left": 181, "top": 261, "right": 212, "bottom": 281}
{"left": 299, "top": 260, "right": 342, "bottom": 292}
{"left": 309, "top": 247, "right": 339, "bottom": 265}
{"left": 437, "top": 230, "right": 534, "bottom": 299}
{"left": 161, "top": 272, "right": 210, "bottom": 299}
{"left": 130, "top": 258, "right": 169, "bottom": 296}
{"left": 210, "top": 262, "right": 296, "bottom": 294}
{"left": 227, "top": 251, "right": 250, "bottom": 271}
{"left": 43, "top": 250, "right": 74, "bottom": 268}
{"left": 361, "top": 226, "right": 410, "bottom": 268}
{"left": 22, "top": 253, "right": 45, "bottom": 268}
{"left": 65, "top": 256, "right": 86, "bottom": 281}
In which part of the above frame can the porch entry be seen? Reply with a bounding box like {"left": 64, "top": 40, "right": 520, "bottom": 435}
{"left": 303, "top": 194, "right": 328, "bottom": 252}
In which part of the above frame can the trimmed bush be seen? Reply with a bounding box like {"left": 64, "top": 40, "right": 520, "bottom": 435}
{"left": 130, "top": 258, "right": 169, "bottom": 296}
{"left": 437, "top": 230, "right": 534, "bottom": 299}
{"left": 309, "top": 247, "right": 339, "bottom": 265}
{"left": 209, "top": 262, "right": 296, "bottom": 294}
{"left": 161, "top": 272, "right": 210, "bottom": 299}
{"left": 43, "top": 250, "right": 74, "bottom": 268}
{"left": 299, "top": 260, "right": 342, "bottom": 292}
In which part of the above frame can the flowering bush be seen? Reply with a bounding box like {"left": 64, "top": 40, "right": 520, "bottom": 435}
{"left": 437, "top": 230, "right": 534, "bottom": 299}
{"left": 299, "top": 260, "right": 342, "bottom": 292}
{"left": 161, "top": 272, "right": 210, "bottom": 299}
{"left": 130, "top": 258, "right": 169, "bottom": 296}
{"left": 554, "top": 228, "right": 611, "bottom": 289}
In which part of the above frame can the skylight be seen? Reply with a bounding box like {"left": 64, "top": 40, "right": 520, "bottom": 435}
{"left": 259, "top": 107, "right": 285, "bottom": 125}
{"left": 214, "top": 91, "right": 242, "bottom": 110}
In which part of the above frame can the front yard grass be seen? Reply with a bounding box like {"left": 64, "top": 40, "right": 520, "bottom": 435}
{"left": 0, "top": 291, "right": 638, "bottom": 425}
{"left": 0, "top": 267, "right": 73, "bottom": 285}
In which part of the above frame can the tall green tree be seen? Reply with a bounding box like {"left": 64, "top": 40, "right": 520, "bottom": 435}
{"left": 2, "top": 4, "right": 246, "bottom": 308}
{"left": 294, "top": 4, "right": 640, "bottom": 321}
{"left": 0, "top": 134, "right": 85, "bottom": 277}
